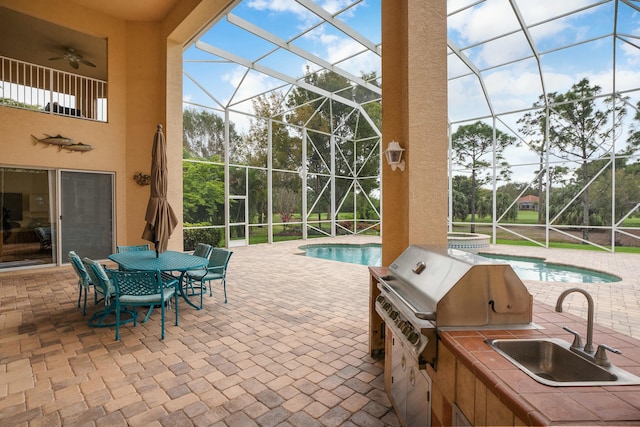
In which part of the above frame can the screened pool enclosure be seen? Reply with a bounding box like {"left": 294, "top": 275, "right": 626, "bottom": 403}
{"left": 182, "top": 0, "right": 640, "bottom": 251}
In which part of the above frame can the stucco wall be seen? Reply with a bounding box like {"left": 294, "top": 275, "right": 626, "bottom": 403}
{"left": 381, "top": 0, "right": 449, "bottom": 265}
{"left": 0, "top": 0, "right": 225, "bottom": 256}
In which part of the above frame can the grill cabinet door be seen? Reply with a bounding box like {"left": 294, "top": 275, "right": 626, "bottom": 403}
{"left": 391, "top": 335, "right": 407, "bottom": 418}
{"left": 406, "top": 367, "right": 431, "bottom": 426}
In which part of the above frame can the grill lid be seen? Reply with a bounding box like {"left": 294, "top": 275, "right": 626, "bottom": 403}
{"left": 381, "top": 245, "right": 533, "bottom": 328}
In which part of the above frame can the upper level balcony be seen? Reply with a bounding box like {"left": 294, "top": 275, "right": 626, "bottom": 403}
{"left": 1, "top": 55, "right": 107, "bottom": 122}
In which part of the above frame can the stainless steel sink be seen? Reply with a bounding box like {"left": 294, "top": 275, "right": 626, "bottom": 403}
{"left": 485, "top": 338, "right": 640, "bottom": 387}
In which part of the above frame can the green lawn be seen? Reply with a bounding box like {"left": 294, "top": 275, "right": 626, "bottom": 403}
{"left": 465, "top": 210, "right": 640, "bottom": 227}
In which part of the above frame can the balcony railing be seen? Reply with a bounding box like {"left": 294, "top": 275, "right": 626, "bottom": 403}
{"left": 0, "top": 56, "right": 107, "bottom": 122}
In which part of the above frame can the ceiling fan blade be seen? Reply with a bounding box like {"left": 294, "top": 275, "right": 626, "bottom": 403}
{"left": 69, "top": 61, "right": 80, "bottom": 69}
{"left": 48, "top": 56, "right": 64, "bottom": 61}
{"left": 79, "top": 59, "right": 96, "bottom": 68}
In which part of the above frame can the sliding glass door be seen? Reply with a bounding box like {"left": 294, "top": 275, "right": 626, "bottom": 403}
{"left": 0, "top": 167, "right": 114, "bottom": 270}
{"left": 60, "top": 170, "right": 114, "bottom": 259}
{"left": 0, "top": 167, "right": 54, "bottom": 268}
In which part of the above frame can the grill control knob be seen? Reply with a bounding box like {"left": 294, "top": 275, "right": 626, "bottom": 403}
{"left": 397, "top": 320, "right": 406, "bottom": 330}
{"left": 382, "top": 301, "right": 391, "bottom": 311}
{"left": 407, "top": 331, "right": 420, "bottom": 345}
{"left": 376, "top": 295, "right": 385, "bottom": 304}
{"left": 402, "top": 324, "right": 412, "bottom": 335}
{"left": 389, "top": 311, "right": 399, "bottom": 320}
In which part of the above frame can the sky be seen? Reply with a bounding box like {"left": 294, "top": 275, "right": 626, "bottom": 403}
{"left": 182, "top": 0, "right": 640, "bottom": 185}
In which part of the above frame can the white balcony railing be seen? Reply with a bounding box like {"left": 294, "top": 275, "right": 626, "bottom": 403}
{"left": 0, "top": 55, "right": 107, "bottom": 122}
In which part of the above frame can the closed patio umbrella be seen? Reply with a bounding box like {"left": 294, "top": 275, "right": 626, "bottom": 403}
{"left": 142, "top": 124, "right": 178, "bottom": 257}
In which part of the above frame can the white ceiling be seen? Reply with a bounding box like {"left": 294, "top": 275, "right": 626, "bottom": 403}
{"left": 0, "top": 1, "right": 183, "bottom": 81}
{"left": 69, "top": 0, "right": 181, "bottom": 22}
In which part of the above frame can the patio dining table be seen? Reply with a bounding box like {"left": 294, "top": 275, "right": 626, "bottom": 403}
{"left": 108, "top": 250, "right": 208, "bottom": 310}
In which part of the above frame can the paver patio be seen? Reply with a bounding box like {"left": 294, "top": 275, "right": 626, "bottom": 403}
{"left": 0, "top": 235, "right": 638, "bottom": 426}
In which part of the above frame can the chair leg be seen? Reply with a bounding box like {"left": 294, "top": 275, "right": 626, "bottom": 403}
{"left": 175, "top": 289, "right": 179, "bottom": 326}
{"left": 83, "top": 285, "right": 88, "bottom": 316}
{"left": 223, "top": 279, "right": 227, "bottom": 303}
{"left": 160, "top": 301, "right": 165, "bottom": 340}
{"left": 115, "top": 303, "right": 120, "bottom": 341}
{"left": 77, "top": 282, "right": 82, "bottom": 309}
{"left": 142, "top": 306, "right": 154, "bottom": 323}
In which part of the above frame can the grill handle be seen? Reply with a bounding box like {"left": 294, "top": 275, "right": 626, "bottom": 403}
{"left": 415, "top": 312, "right": 436, "bottom": 321}
{"left": 379, "top": 283, "right": 436, "bottom": 321}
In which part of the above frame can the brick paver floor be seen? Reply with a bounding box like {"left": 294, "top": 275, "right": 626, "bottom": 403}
{"left": 1, "top": 235, "right": 638, "bottom": 426}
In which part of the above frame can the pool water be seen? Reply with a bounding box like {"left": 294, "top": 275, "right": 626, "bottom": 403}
{"left": 300, "top": 244, "right": 620, "bottom": 284}
{"left": 478, "top": 253, "right": 620, "bottom": 283}
{"left": 300, "top": 244, "right": 382, "bottom": 268}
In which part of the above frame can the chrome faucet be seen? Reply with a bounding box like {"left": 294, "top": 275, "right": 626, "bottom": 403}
{"left": 555, "top": 288, "right": 595, "bottom": 353}
{"left": 555, "top": 287, "right": 622, "bottom": 366}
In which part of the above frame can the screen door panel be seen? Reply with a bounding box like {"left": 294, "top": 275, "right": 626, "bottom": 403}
{"left": 60, "top": 171, "right": 114, "bottom": 259}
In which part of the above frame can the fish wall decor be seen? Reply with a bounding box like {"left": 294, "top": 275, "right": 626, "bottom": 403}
{"left": 61, "top": 142, "right": 94, "bottom": 153}
{"left": 31, "top": 134, "right": 73, "bottom": 147}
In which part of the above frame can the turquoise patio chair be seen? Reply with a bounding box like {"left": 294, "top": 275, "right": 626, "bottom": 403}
{"left": 193, "top": 243, "right": 213, "bottom": 259}
{"left": 68, "top": 251, "right": 92, "bottom": 316}
{"left": 109, "top": 269, "right": 178, "bottom": 341}
{"left": 116, "top": 244, "right": 151, "bottom": 253}
{"left": 116, "top": 244, "right": 152, "bottom": 271}
{"left": 181, "top": 243, "right": 212, "bottom": 307}
{"left": 82, "top": 257, "right": 135, "bottom": 329}
{"left": 184, "top": 248, "right": 233, "bottom": 307}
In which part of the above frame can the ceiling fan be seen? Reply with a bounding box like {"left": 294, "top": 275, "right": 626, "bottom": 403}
{"left": 48, "top": 47, "right": 96, "bottom": 69}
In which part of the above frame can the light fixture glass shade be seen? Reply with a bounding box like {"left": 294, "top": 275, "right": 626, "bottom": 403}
{"left": 384, "top": 140, "right": 405, "bottom": 171}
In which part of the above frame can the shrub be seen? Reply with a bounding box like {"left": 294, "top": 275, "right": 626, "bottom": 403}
{"left": 183, "top": 227, "right": 222, "bottom": 251}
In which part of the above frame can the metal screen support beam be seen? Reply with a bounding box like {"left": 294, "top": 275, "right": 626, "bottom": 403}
{"left": 302, "top": 128, "right": 308, "bottom": 240}
{"left": 267, "top": 119, "right": 273, "bottom": 244}
{"left": 224, "top": 109, "right": 231, "bottom": 247}
{"left": 226, "top": 13, "right": 381, "bottom": 96}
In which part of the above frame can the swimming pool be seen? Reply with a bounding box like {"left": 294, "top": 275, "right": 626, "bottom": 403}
{"left": 299, "top": 244, "right": 382, "bottom": 268}
{"left": 299, "top": 244, "right": 620, "bottom": 284}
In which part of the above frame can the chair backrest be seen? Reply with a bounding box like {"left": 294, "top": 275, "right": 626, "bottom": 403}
{"left": 68, "top": 251, "right": 91, "bottom": 285}
{"left": 36, "top": 227, "right": 52, "bottom": 241}
{"left": 193, "top": 243, "right": 213, "bottom": 259}
{"left": 110, "top": 270, "right": 163, "bottom": 297}
{"left": 117, "top": 244, "right": 151, "bottom": 253}
{"left": 208, "top": 248, "right": 232, "bottom": 274}
{"left": 83, "top": 257, "right": 113, "bottom": 297}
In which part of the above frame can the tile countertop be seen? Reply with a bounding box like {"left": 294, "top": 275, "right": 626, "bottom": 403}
{"left": 441, "top": 301, "right": 640, "bottom": 426}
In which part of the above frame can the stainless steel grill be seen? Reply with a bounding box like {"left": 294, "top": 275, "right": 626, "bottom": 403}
{"left": 375, "top": 245, "right": 534, "bottom": 368}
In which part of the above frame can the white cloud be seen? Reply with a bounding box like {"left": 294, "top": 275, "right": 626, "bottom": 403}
{"left": 448, "top": 0, "right": 520, "bottom": 45}
{"left": 246, "top": 0, "right": 307, "bottom": 15}
{"left": 221, "top": 66, "right": 286, "bottom": 113}
{"left": 319, "top": 0, "right": 356, "bottom": 15}
{"left": 513, "top": 0, "right": 597, "bottom": 25}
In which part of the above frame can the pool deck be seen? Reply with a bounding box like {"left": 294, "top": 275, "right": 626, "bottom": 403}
{"left": 0, "top": 235, "right": 638, "bottom": 426}
{"left": 302, "top": 235, "right": 640, "bottom": 340}
{"left": 479, "top": 243, "right": 640, "bottom": 340}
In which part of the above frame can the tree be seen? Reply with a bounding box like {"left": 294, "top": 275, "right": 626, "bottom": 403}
{"left": 451, "top": 189, "right": 469, "bottom": 221}
{"left": 182, "top": 156, "right": 225, "bottom": 225}
{"left": 285, "top": 69, "right": 381, "bottom": 227}
{"left": 451, "top": 175, "right": 472, "bottom": 221}
{"left": 245, "top": 92, "right": 302, "bottom": 231}
{"left": 518, "top": 95, "right": 570, "bottom": 224}
{"left": 547, "top": 78, "right": 627, "bottom": 241}
{"left": 451, "top": 121, "right": 515, "bottom": 232}
{"left": 183, "top": 108, "right": 241, "bottom": 159}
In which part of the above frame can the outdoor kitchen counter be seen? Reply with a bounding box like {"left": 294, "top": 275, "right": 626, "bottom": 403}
{"left": 439, "top": 301, "right": 640, "bottom": 426}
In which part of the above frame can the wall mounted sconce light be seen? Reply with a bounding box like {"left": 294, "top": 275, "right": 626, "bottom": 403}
{"left": 134, "top": 172, "right": 151, "bottom": 186}
{"left": 384, "top": 140, "right": 405, "bottom": 171}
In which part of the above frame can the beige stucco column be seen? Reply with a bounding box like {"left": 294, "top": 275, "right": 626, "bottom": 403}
{"left": 381, "top": 0, "right": 448, "bottom": 265}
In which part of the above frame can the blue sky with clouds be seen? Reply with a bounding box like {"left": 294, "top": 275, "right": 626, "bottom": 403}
{"left": 183, "top": 0, "right": 640, "bottom": 183}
